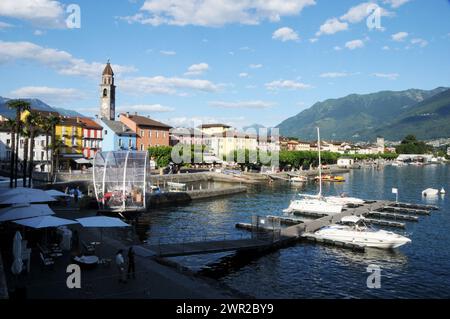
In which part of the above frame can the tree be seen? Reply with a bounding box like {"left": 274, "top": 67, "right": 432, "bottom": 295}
{"left": 5, "top": 118, "right": 16, "bottom": 188}
{"left": 148, "top": 146, "right": 172, "bottom": 168}
{"left": 395, "top": 135, "right": 432, "bottom": 154}
{"left": 7, "top": 100, "right": 31, "bottom": 188}
{"left": 48, "top": 114, "right": 61, "bottom": 181}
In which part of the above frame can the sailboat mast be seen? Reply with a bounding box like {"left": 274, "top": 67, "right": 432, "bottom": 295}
{"left": 317, "top": 127, "right": 322, "bottom": 197}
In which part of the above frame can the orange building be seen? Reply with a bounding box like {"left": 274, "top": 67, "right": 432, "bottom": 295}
{"left": 119, "top": 112, "right": 171, "bottom": 151}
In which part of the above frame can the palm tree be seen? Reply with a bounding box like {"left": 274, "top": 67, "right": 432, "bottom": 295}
{"left": 5, "top": 118, "right": 16, "bottom": 188}
{"left": 48, "top": 114, "right": 61, "bottom": 182}
{"left": 21, "top": 121, "right": 31, "bottom": 187}
{"left": 7, "top": 100, "right": 31, "bottom": 188}
{"left": 25, "top": 111, "right": 42, "bottom": 187}
{"left": 40, "top": 117, "right": 52, "bottom": 180}
{"left": 52, "top": 138, "right": 65, "bottom": 179}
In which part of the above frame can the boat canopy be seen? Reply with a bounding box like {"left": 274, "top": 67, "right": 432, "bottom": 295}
{"left": 93, "top": 151, "right": 149, "bottom": 212}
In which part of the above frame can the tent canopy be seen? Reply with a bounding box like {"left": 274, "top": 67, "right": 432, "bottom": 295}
{"left": 45, "top": 189, "right": 71, "bottom": 198}
{"left": 76, "top": 216, "right": 130, "bottom": 228}
{"left": 0, "top": 204, "right": 55, "bottom": 222}
{"left": 0, "top": 187, "right": 57, "bottom": 205}
{"left": 13, "top": 215, "right": 78, "bottom": 229}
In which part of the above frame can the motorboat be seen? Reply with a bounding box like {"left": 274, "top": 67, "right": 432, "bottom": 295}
{"left": 422, "top": 188, "right": 439, "bottom": 197}
{"left": 284, "top": 127, "right": 343, "bottom": 216}
{"left": 290, "top": 175, "right": 308, "bottom": 183}
{"left": 314, "top": 174, "right": 345, "bottom": 182}
{"left": 325, "top": 196, "right": 365, "bottom": 206}
{"left": 440, "top": 187, "right": 446, "bottom": 195}
{"left": 313, "top": 215, "right": 412, "bottom": 249}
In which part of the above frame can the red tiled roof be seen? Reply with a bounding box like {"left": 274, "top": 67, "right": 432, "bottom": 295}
{"left": 121, "top": 114, "right": 171, "bottom": 128}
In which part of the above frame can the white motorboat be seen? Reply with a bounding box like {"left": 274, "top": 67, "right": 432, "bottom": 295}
{"left": 284, "top": 198, "right": 343, "bottom": 215}
{"left": 314, "top": 215, "right": 412, "bottom": 249}
{"left": 440, "top": 187, "right": 446, "bottom": 195}
{"left": 284, "top": 127, "right": 343, "bottom": 216}
{"left": 290, "top": 175, "right": 308, "bottom": 183}
{"left": 422, "top": 188, "right": 439, "bottom": 197}
{"left": 325, "top": 196, "right": 365, "bottom": 206}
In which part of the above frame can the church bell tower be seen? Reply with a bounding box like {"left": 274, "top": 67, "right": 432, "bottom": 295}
{"left": 100, "top": 60, "right": 116, "bottom": 120}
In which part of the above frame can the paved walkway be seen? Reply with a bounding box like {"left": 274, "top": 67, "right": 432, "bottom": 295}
{"left": 4, "top": 229, "right": 237, "bottom": 299}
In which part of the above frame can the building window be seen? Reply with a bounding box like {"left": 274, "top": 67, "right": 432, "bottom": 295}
{"left": 104, "top": 129, "right": 108, "bottom": 135}
{"left": 140, "top": 130, "right": 144, "bottom": 137}
{"left": 140, "top": 144, "right": 144, "bottom": 151}
{"left": 128, "top": 139, "right": 132, "bottom": 147}
{"left": 6, "top": 139, "right": 10, "bottom": 146}
{"left": 118, "top": 139, "right": 122, "bottom": 147}
{"left": 103, "top": 88, "right": 107, "bottom": 97}
{"left": 156, "top": 131, "right": 159, "bottom": 138}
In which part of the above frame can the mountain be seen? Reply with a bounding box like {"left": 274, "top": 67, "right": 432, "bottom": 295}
{"left": 276, "top": 87, "right": 449, "bottom": 141}
{"left": 373, "top": 88, "right": 450, "bottom": 140}
{"left": 0, "top": 96, "right": 84, "bottom": 119}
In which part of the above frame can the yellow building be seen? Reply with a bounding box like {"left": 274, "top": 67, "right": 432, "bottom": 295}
{"left": 55, "top": 117, "right": 84, "bottom": 168}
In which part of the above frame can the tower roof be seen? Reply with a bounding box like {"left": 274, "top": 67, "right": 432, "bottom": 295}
{"left": 102, "top": 62, "right": 114, "bottom": 76}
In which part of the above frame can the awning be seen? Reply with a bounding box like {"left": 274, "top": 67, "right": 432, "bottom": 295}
{"left": 76, "top": 216, "right": 130, "bottom": 228}
{"left": 0, "top": 187, "right": 57, "bottom": 205}
{"left": 14, "top": 216, "right": 78, "bottom": 229}
{"left": 0, "top": 204, "right": 55, "bottom": 222}
{"left": 75, "top": 158, "right": 92, "bottom": 164}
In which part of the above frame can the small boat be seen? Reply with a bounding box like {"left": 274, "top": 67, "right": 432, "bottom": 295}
{"left": 315, "top": 175, "right": 345, "bottom": 182}
{"left": 325, "top": 196, "right": 365, "bottom": 206}
{"left": 440, "top": 187, "right": 446, "bottom": 195}
{"left": 167, "top": 182, "right": 187, "bottom": 192}
{"left": 422, "top": 188, "right": 439, "bottom": 197}
{"left": 313, "top": 216, "right": 411, "bottom": 249}
{"left": 290, "top": 175, "right": 308, "bottom": 183}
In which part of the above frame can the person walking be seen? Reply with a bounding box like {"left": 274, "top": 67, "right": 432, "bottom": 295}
{"left": 115, "top": 250, "right": 126, "bottom": 283}
{"left": 127, "top": 246, "right": 136, "bottom": 279}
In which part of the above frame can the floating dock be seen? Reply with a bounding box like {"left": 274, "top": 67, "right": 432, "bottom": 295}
{"left": 141, "top": 199, "right": 437, "bottom": 257}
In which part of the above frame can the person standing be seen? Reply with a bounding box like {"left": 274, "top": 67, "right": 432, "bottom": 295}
{"left": 115, "top": 250, "right": 126, "bottom": 283}
{"left": 127, "top": 246, "right": 136, "bottom": 279}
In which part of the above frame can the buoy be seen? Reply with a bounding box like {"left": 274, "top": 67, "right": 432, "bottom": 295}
{"left": 440, "top": 187, "right": 446, "bottom": 195}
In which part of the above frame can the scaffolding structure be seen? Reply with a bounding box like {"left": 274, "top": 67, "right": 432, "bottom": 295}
{"left": 93, "top": 151, "right": 148, "bottom": 212}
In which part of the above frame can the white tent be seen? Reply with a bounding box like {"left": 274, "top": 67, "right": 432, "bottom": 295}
{"left": 0, "top": 204, "right": 55, "bottom": 222}
{"left": 45, "top": 189, "right": 71, "bottom": 198}
{"left": 13, "top": 216, "right": 78, "bottom": 229}
{"left": 76, "top": 216, "right": 130, "bottom": 228}
{"left": 0, "top": 187, "right": 57, "bottom": 205}
{"left": 11, "top": 231, "right": 23, "bottom": 275}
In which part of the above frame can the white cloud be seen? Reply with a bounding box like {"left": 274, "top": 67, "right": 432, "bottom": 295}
{"left": 239, "top": 72, "right": 249, "bottom": 78}
{"left": 0, "top": 21, "right": 13, "bottom": 29}
{"left": 0, "top": 0, "right": 66, "bottom": 28}
{"left": 345, "top": 39, "right": 365, "bottom": 50}
{"left": 309, "top": 38, "right": 318, "bottom": 43}
{"left": 0, "top": 40, "right": 137, "bottom": 78}
{"left": 340, "top": 2, "right": 392, "bottom": 24}
{"left": 382, "top": 45, "right": 390, "bottom": 50}
{"left": 320, "top": 72, "right": 351, "bottom": 78}
{"left": 316, "top": 18, "right": 348, "bottom": 36}
{"left": 391, "top": 31, "right": 408, "bottom": 41}
{"left": 119, "top": 104, "right": 175, "bottom": 113}
{"left": 119, "top": 76, "right": 219, "bottom": 95}
{"left": 209, "top": 100, "right": 275, "bottom": 109}
{"left": 372, "top": 72, "right": 399, "bottom": 80}
{"left": 383, "top": 0, "right": 410, "bottom": 8}
{"left": 184, "top": 62, "right": 209, "bottom": 76}
{"left": 265, "top": 79, "right": 313, "bottom": 90}
{"left": 10, "top": 86, "right": 81, "bottom": 104}
{"left": 410, "top": 38, "right": 428, "bottom": 47}
{"left": 120, "top": 0, "right": 316, "bottom": 27}
{"left": 33, "top": 30, "right": 44, "bottom": 36}
{"left": 333, "top": 46, "right": 343, "bottom": 51}
{"left": 249, "top": 63, "right": 263, "bottom": 69}
{"left": 272, "top": 27, "right": 299, "bottom": 42}
{"left": 159, "top": 50, "right": 176, "bottom": 55}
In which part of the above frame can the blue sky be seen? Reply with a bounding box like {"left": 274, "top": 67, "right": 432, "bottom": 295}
{"left": 0, "top": 0, "right": 449, "bottom": 129}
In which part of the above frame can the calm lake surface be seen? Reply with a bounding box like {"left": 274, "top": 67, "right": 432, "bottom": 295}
{"left": 142, "top": 165, "right": 450, "bottom": 298}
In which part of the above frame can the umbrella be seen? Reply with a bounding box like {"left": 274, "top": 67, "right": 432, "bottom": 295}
{"left": 76, "top": 216, "right": 130, "bottom": 228}
{"left": 45, "top": 189, "right": 71, "bottom": 198}
{"left": 13, "top": 216, "right": 78, "bottom": 229}
{"left": 11, "top": 231, "right": 23, "bottom": 275}
{"left": 0, "top": 204, "right": 55, "bottom": 222}
{"left": 0, "top": 187, "right": 57, "bottom": 205}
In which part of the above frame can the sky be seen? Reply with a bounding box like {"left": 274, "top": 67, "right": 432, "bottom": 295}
{"left": 0, "top": 0, "right": 449, "bottom": 129}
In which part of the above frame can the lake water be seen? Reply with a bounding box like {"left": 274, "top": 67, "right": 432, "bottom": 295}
{"left": 141, "top": 165, "right": 450, "bottom": 298}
